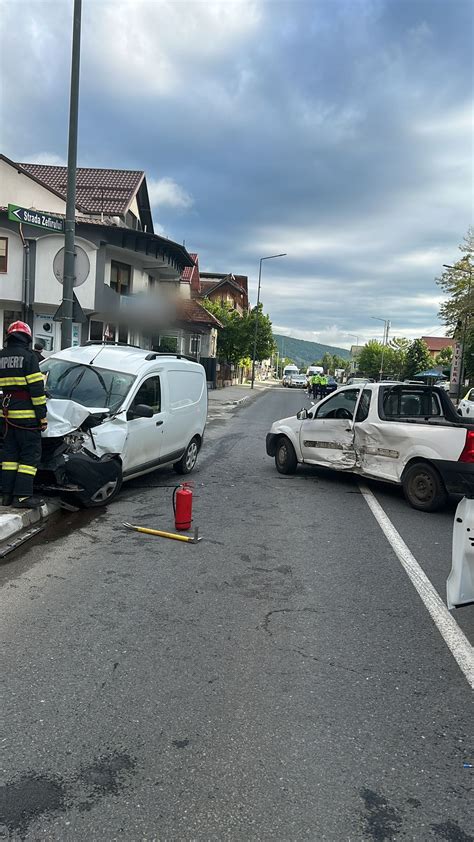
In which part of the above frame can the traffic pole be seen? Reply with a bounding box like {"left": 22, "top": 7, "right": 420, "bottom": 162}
{"left": 61, "top": 0, "right": 82, "bottom": 349}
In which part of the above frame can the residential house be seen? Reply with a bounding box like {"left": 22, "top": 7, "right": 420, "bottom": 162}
{"left": 180, "top": 255, "right": 251, "bottom": 385}
{"left": 421, "top": 336, "right": 455, "bottom": 359}
{"left": 0, "top": 154, "right": 205, "bottom": 357}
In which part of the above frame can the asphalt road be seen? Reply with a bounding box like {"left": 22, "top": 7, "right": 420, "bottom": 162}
{"left": 1, "top": 387, "right": 473, "bottom": 841}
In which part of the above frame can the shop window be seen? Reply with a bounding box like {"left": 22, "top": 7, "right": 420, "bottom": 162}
{"left": 0, "top": 238, "right": 7, "bottom": 273}
{"left": 110, "top": 260, "right": 131, "bottom": 295}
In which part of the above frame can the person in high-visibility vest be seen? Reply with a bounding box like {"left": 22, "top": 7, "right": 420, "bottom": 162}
{"left": 0, "top": 321, "right": 47, "bottom": 508}
{"left": 311, "top": 373, "right": 321, "bottom": 400}
{"left": 320, "top": 373, "right": 329, "bottom": 400}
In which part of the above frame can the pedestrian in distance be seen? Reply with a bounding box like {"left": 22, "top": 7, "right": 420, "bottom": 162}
{"left": 320, "top": 373, "right": 329, "bottom": 400}
{"left": 0, "top": 321, "right": 47, "bottom": 508}
{"left": 311, "top": 372, "right": 320, "bottom": 400}
{"left": 33, "top": 340, "right": 46, "bottom": 362}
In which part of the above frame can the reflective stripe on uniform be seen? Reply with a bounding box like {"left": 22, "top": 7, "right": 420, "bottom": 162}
{"left": 0, "top": 410, "right": 36, "bottom": 419}
{"left": 17, "top": 464, "right": 37, "bottom": 476}
{"left": 2, "top": 462, "right": 18, "bottom": 470}
{"left": 0, "top": 376, "right": 28, "bottom": 386}
{"left": 25, "top": 372, "right": 45, "bottom": 384}
{"left": 31, "top": 395, "right": 47, "bottom": 406}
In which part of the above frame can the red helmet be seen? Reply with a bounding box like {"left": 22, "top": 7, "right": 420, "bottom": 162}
{"left": 7, "top": 321, "right": 32, "bottom": 339}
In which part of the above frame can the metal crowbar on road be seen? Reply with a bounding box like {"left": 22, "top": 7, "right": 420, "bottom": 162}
{"left": 123, "top": 523, "right": 202, "bottom": 543}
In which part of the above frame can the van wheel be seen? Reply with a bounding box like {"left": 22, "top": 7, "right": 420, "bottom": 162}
{"left": 174, "top": 437, "right": 200, "bottom": 475}
{"left": 275, "top": 436, "right": 297, "bottom": 475}
{"left": 402, "top": 462, "right": 448, "bottom": 512}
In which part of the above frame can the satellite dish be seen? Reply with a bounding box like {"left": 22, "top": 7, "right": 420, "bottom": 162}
{"left": 53, "top": 245, "right": 90, "bottom": 287}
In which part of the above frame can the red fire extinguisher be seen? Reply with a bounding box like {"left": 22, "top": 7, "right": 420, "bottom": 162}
{"left": 173, "top": 482, "right": 193, "bottom": 531}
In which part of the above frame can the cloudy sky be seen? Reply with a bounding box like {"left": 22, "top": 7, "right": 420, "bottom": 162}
{"left": 1, "top": 0, "right": 472, "bottom": 348}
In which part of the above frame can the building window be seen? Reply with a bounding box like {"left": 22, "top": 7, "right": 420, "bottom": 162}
{"left": 89, "top": 320, "right": 104, "bottom": 341}
{"left": 110, "top": 260, "right": 131, "bottom": 295}
{"left": 159, "top": 336, "right": 178, "bottom": 353}
{"left": 0, "top": 238, "right": 8, "bottom": 273}
{"left": 190, "top": 334, "right": 201, "bottom": 356}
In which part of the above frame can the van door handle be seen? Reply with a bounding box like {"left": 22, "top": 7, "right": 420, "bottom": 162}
{"left": 156, "top": 420, "right": 163, "bottom": 426}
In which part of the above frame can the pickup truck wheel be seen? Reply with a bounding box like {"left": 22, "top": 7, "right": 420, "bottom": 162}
{"left": 275, "top": 436, "right": 298, "bottom": 475}
{"left": 402, "top": 462, "right": 448, "bottom": 512}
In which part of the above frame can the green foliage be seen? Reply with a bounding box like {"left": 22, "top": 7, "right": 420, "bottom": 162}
{"left": 435, "top": 346, "right": 453, "bottom": 367}
{"left": 403, "top": 338, "right": 432, "bottom": 380}
{"left": 321, "top": 352, "right": 333, "bottom": 373}
{"left": 201, "top": 300, "right": 275, "bottom": 365}
{"left": 357, "top": 337, "right": 411, "bottom": 379}
{"left": 437, "top": 229, "right": 473, "bottom": 336}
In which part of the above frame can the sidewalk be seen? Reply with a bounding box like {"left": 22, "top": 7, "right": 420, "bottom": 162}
{"left": 0, "top": 498, "right": 61, "bottom": 548}
{"left": 208, "top": 381, "right": 275, "bottom": 407}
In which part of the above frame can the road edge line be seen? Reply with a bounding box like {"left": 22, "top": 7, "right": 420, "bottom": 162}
{"left": 359, "top": 483, "right": 474, "bottom": 689}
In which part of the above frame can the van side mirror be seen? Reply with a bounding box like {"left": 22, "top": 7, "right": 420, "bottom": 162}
{"left": 296, "top": 408, "right": 308, "bottom": 420}
{"left": 128, "top": 403, "right": 154, "bottom": 419}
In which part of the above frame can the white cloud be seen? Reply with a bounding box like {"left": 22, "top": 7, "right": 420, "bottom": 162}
{"left": 148, "top": 177, "right": 194, "bottom": 210}
{"left": 85, "top": 0, "right": 263, "bottom": 97}
{"left": 19, "top": 152, "right": 67, "bottom": 166}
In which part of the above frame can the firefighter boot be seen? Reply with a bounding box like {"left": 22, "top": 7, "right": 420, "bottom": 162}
{"left": 13, "top": 495, "right": 46, "bottom": 509}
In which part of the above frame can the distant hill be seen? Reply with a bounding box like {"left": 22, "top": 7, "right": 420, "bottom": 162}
{"left": 273, "top": 334, "right": 350, "bottom": 368}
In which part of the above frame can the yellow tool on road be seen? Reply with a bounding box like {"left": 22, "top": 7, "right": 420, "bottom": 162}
{"left": 123, "top": 523, "right": 202, "bottom": 543}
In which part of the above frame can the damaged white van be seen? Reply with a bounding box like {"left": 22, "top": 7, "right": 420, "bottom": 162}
{"left": 18, "top": 345, "right": 208, "bottom": 507}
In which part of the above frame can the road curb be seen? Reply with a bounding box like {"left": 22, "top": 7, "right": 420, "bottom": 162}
{"left": 0, "top": 499, "right": 61, "bottom": 544}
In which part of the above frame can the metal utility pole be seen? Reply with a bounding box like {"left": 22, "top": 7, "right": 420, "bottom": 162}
{"left": 372, "top": 317, "right": 390, "bottom": 381}
{"left": 61, "top": 0, "right": 82, "bottom": 349}
{"left": 250, "top": 253, "right": 286, "bottom": 389}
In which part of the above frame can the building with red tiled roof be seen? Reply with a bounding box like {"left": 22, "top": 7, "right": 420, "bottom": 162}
{"left": 17, "top": 161, "right": 154, "bottom": 233}
{"left": 421, "top": 336, "right": 455, "bottom": 357}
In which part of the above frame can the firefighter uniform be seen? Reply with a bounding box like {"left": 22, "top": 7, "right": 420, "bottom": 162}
{"left": 0, "top": 324, "right": 47, "bottom": 504}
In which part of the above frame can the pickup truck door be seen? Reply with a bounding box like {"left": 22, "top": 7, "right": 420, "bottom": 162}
{"left": 299, "top": 388, "right": 361, "bottom": 469}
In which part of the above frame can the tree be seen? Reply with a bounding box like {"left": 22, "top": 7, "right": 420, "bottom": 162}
{"left": 403, "top": 338, "right": 432, "bottom": 380}
{"left": 246, "top": 304, "right": 275, "bottom": 362}
{"left": 357, "top": 340, "right": 385, "bottom": 379}
{"left": 322, "top": 352, "right": 333, "bottom": 373}
{"left": 201, "top": 300, "right": 248, "bottom": 365}
{"left": 435, "top": 346, "right": 453, "bottom": 368}
{"left": 437, "top": 229, "right": 473, "bottom": 336}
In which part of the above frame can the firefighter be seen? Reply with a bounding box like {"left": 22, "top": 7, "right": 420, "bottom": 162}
{"left": 0, "top": 321, "right": 47, "bottom": 508}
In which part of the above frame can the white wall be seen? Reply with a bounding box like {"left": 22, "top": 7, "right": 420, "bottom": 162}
{"left": 35, "top": 234, "right": 98, "bottom": 310}
{"left": 0, "top": 226, "right": 24, "bottom": 304}
{"left": 0, "top": 159, "right": 67, "bottom": 214}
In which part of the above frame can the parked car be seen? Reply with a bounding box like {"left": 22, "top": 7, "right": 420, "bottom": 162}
{"left": 2, "top": 345, "right": 208, "bottom": 508}
{"left": 266, "top": 383, "right": 474, "bottom": 511}
{"left": 326, "top": 376, "right": 338, "bottom": 394}
{"left": 288, "top": 374, "right": 308, "bottom": 388}
{"left": 458, "top": 388, "right": 474, "bottom": 417}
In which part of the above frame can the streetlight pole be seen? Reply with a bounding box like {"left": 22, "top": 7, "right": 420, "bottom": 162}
{"left": 250, "top": 253, "right": 286, "bottom": 389}
{"left": 371, "top": 317, "right": 390, "bottom": 381}
{"left": 443, "top": 263, "right": 473, "bottom": 401}
{"left": 61, "top": 0, "right": 82, "bottom": 349}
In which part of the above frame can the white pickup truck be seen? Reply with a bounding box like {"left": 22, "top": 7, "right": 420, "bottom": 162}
{"left": 266, "top": 382, "right": 474, "bottom": 511}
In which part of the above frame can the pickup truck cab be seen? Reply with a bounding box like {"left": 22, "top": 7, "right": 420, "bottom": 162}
{"left": 266, "top": 382, "right": 474, "bottom": 511}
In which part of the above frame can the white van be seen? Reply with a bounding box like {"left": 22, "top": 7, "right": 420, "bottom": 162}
{"left": 306, "top": 365, "right": 324, "bottom": 377}
{"left": 282, "top": 364, "right": 299, "bottom": 386}
{"left": 38, "top": 345, "right": 208, "bottom": 506}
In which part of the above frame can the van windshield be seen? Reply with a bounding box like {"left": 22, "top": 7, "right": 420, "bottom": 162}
{"left": 41, "top": 359, "right": 135, "bottom": 412}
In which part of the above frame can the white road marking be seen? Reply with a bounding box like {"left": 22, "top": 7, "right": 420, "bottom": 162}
{"left": 359, "top": 483, "right": 474, "bottom": 689}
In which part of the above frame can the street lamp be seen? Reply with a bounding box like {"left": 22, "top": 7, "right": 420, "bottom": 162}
{"left": 250, "top": 253, "right": 286, "bottom": 389}
{"left": 371, "top": 316, "right": 390, "bottom": 381}
{"left": 443, "top": 263, "right": 473, "bottom": 400}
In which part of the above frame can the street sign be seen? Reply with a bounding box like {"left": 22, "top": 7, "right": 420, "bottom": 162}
{"left": 450, "top": 341, "right": 462, "bottom": 388}
{"left": 53, "top": 245, "right": 90, "bottom": 287}
{"left": 53, "top": 292, "right": 87, "bottom": 324}
{"left": 8, "top": 203, "right": 64, "bottom": 233}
